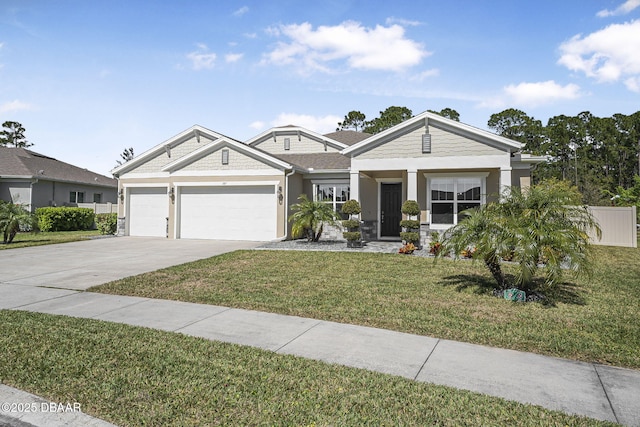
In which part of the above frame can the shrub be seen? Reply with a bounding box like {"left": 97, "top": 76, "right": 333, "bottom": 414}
{"left": 400, "top": 231, "right": 420, "bottom": 243}
{"left": 341, "top": 219, "right": 360, "bottom": 229}
{"left": 401, "top": 200, "right": 420, "bottom": 216}
{"left": 341, "top": 199, "right": 362, "bottom": 215}
{"left": 342, "top": 231, "right": 361, "bottom": 241}
{"left": 36, "top": 207, "right": 95, "bottom": 232}
{"left": 399, "top": 219, "right": 420, "bottom": 229}
{"left": 96, "top": 213, "right": 117, "bottom": 235}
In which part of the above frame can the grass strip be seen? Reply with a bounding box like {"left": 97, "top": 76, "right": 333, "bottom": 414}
{"left": 91, "top": 246, "right": 640, "bottom": 369}
{"left": 0, "top": 310, "right": 615, "bottom": 427}
{"left": 0, "top": 230, "right": 102, "bottom": 250}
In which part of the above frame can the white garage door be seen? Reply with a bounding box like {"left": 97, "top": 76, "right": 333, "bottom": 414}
{"left": 179, "top": 186, "right": 276, "bottom": 241}
{"left": 128, "top": 187, "right": 168, "bottom": 237}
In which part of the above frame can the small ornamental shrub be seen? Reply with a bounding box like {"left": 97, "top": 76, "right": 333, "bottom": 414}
{"left": 399, "top": 220, "right": 420, "bottom": 229}
{"left": 401, "top": 200, "right": 420, "bottom": 217}
{"left": 343, "top": 231, "right": 361, "bottom": 241}
{"left": 429, "top": 231, "right": 444, "bottom": 256}
{"left": 400, "top": 231, "right": 420, "bottom": 243}
{"left": 96, "top": 213, "right": 117, "bottom": 235}
{"left": 341, "top": 219, "right": 360, "bottom": 229}
{"left": 399, "top": 242, "right": 416, "bottom": 254}
{"left": 341, "top": 199, "right": 362, "bottom": 216}
{"left": 36, "top": 207, "right": 95, "bottom": 232}
{"left": 341, "top": 199, "right": 362, "bottom": 244}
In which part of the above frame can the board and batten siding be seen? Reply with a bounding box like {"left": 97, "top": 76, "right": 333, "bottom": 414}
{"left": 179, "top": 147, "right": 280, "bottom": 171}
{"left": 357, "top": 125, "right": 504, "bottom": 160}
{"left": 254, "top": 134, "right": 340, "bottom": 154}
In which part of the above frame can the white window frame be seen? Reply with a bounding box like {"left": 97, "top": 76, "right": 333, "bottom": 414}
{"left": 425, "top": 172, "right": 488, "bottom": 229}
{"left": 311, "top": 180, "right": 350, "bottom": 214}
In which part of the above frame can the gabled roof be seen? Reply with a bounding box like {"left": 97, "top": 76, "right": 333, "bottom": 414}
{"left": 111, "top": 125, "right": 239, "bottom": 176}
{"left": 323, "top": 130, "right": 371, "bottom": 146}
{"left": 0, "top": 147, "right": 117, "bottom": 188}
{"left": 162, "top": 137, "right": 294, "bottom": 172}
{"left": 246, "top": 125, "right": 349, "bottom": 150}
{"left": 342, "top": 111, "right": 523, "bottom": 156}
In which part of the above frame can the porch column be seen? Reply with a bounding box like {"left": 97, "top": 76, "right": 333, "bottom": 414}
{"left": 349, "top": 170, "right": 360, "bottom": 202}
{"left": 500, "top": 167, "right": 512, "bottom": 195}
{"left": 407, "top": 169, "right": 418, "bottom": 201}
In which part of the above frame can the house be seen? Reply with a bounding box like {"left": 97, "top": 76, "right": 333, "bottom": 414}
{"left": 111, "top": 111, "right": 541, "bottom": 242}
{"left": 0, "top": 147, "right": 118, "bottom": 211}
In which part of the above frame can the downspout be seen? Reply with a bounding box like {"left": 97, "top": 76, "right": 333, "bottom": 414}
{"left": 281, "top": 169, "right": 296, "bottom": 241}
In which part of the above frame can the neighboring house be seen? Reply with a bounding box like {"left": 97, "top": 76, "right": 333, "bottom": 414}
{"left": 0, "top": 147, "right": 118, "bottom": 211}
{"left": 111, "top": 111, "right": 542, "bottom": 242}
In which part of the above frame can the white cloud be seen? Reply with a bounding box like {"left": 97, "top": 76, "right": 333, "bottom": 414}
{"left": 262, "top": 21, "right": 429, "bottom": 73}
{"left": 0, "top": 100, "right": 33, "bottom": 113}
{"left": 225, "top": 53, "right": 243, "bottom": 63}
{"left": 270, "top": 113, "right": 342, "bottom": 133}
{"left": 249, "top": 121, "right": 265, "bottom": 130}
{"left": 597, "top": 0, "right": 640, "bottom": 17}
{"left": 625, "top": 76, "right": 640, "bottom": 92}
{"left": 478, "top": 81, "right": 582, "bottom": 109}
{"left": 385, "top": 17, "right": 422, "bottom": 27}
{"left": 410, "top": 68, "right": 440, "bottom": 81}
{"left": 558, "top": 20, "right": 640, "bottom": 89}
{"left": 233, "top": 6, "right": 249, "bottom": 17}
{"left": 186, "top": 44, "right": 217, "bottom": 70}
{"left": 244, "top": 32, "right": 257, "bottom": 39}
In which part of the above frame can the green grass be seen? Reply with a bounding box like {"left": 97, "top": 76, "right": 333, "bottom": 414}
{"left": 91, "top": 246, "right": 640, "bottom": 369}
{"left": 0, "top": 230, "right": 102, "bottom": 249}
{"left": 0, "top": 310, "right": 614, "bottom": 427}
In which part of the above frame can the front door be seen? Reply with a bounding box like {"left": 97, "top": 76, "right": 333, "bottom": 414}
{"left": 380, "top": 183, "right": 401, "bottom": 238}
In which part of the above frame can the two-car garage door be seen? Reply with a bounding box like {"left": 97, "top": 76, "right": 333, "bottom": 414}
{"left": 178, "top": 186, "right": 277, "bottom": 241}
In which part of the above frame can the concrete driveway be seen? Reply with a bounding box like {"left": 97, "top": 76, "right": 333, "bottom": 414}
{"left": 0, "top": 237, "right": 261, "bottom": 290}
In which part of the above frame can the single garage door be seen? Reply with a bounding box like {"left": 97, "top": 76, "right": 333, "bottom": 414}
{"left": 179, "top": 185, "right": 276, "bottom": 241}
{"left": 128, "top": 187, "right": 168, "bottom": 237}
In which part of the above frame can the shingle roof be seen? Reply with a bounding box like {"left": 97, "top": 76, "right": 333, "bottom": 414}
{"left": 323, "top": 130, "right": 371, "bottom": 146}
{"left": 0, "top": 147, "right": 117, "bottom": 188}
{"left": 274, "top": 153, "right": 351, "bottom": 171}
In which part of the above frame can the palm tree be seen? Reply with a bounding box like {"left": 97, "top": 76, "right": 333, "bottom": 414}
{"left": 0, "top": 201, "right": 37, "bottom": 244}
{"left": 442, "top": 179, "right": 601, "bottom": 291}
{"left": 289, "top": 194, "right": 339, "bottom": 242}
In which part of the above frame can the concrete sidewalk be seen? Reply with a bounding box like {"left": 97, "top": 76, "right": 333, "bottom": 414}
{"left": 2, "top": 284, "right": 639, "bottom": 426}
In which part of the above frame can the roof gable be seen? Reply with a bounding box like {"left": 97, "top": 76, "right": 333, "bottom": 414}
{"left": 162, "top": 137, "right": 293, "bottom": 172}
{"left": 246, "top": 126, "right": 348, "bottom": 154}
{"left": 112, "top": 125, "right": 238, "bottom": 176}
{"left": 342, "top": 111, "right": 522, "bottom": 156}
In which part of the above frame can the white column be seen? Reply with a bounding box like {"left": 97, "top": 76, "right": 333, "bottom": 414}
{"left": 349, "top": 170, "right": 360, "bottom": 202}
{"left": 407, "top": 169, "right": 417, "bottom": 201}
{"left": 500, "top": 167, "right": 512, "bottom": 195}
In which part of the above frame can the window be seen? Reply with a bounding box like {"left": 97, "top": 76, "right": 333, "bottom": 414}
{"left": 428, "top": 176, "right": 484, "bottom": 226}
{"left": 70, "top": 191, "right": 85, "bottom": 203}
{"left": 314, "top": 183, "right": 350, "bottom": 217}
{"left": 93, "top": 193, "right": 102, "bottom": 203}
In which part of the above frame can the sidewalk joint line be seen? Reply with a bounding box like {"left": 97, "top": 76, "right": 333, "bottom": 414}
{"left": 593, "top": 364, "right": 619, "bottom": 424}
{"left": 274, "top": 320, "right": 323, "bottom": 353}
{"left": 8, "top": 290, "right": 81, "bottom": 310}
{"left": 172, "top": 306, "right": 233, "bottom": 332}
{"left": 414, "top": 339, "right": 440, "bottom": 381}
{"left": 88, "top": 297, "right": 151, "bottom": 319}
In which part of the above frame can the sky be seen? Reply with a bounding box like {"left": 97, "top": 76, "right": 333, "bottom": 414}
{"left": 1, "top": 0, "right": 639, "bottom": 176}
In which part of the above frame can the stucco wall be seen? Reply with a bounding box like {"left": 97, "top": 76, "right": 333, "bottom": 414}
{"left": 0, "top": 181, "right": 31, "bottom": 207}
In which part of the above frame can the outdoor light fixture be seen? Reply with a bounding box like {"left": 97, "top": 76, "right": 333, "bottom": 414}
{"left": 278, "top": 186, "right": 283, "bottom": 204}
{"left": 118, "top": 189, "right": 124, "bottom": 203}
{"left": 168, "top": 187, "right": 175, "bottom": 203}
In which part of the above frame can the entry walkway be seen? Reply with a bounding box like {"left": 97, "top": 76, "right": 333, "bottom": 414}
{"left": 2, "top": 284, "right": 639, "bottom": 426}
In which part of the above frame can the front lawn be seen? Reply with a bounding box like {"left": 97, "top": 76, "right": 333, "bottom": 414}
{"left": 0, "top": 310, "right": 613, "bottom": 427}
{"left": 91, "top": 245, "right": 640, "bottom": 369}
{"left": 0, "top": 230, "right": 102, "bottom": 250}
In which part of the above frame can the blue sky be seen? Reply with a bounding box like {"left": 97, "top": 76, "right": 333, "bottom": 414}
{"left": 1, "top": 0, "right": 639, "bottom": 175}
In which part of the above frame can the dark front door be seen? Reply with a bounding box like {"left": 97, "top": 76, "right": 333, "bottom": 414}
{"left": 380, "top": 183, "right": 402, "bottom": 237}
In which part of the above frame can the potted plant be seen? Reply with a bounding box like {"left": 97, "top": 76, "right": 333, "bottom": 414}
{"left": 399, "top": 199, "right": 421, "bottom": 249}
{"left": 341, "top": 199, "right": 362, "bottom": 248}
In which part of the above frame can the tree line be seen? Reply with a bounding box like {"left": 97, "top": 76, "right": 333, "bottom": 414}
{"left": 338, "top": 107, "right": 640, "bottom": 205}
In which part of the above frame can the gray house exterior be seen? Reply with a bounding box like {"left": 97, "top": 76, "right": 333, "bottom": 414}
{"left": 0, "top": 147, "right": 117, "bottom": 211}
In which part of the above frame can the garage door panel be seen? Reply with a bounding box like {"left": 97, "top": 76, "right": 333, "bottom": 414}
{"left": 179, "top": 186, "right": 276, "bottom": 241}
{"left": 128, "top": 187, "right": 167, "bottom": 237}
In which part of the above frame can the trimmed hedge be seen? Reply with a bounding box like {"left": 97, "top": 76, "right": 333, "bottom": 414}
{"left": 36, "top": 207, "right": 95, "bottom": 232}
{"left": 96, "top": 213, "right": 118, "bottom": 235}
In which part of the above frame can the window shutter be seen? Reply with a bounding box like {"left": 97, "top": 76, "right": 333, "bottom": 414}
{"left": 284, "top": 138, "right": 290, "bottom": 150}
{"left": 422, "top": 133, "right": 432, "bottom": 153}
{"left": 221, "top": 149, "right": 229, "bottom": 165}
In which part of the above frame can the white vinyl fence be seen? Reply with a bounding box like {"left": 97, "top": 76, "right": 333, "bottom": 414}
{"left": 77, "top": 202, "right": 118, "bottom": 214}
{"left": 587, "top": 206, "right": 637, "bottom": 248}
